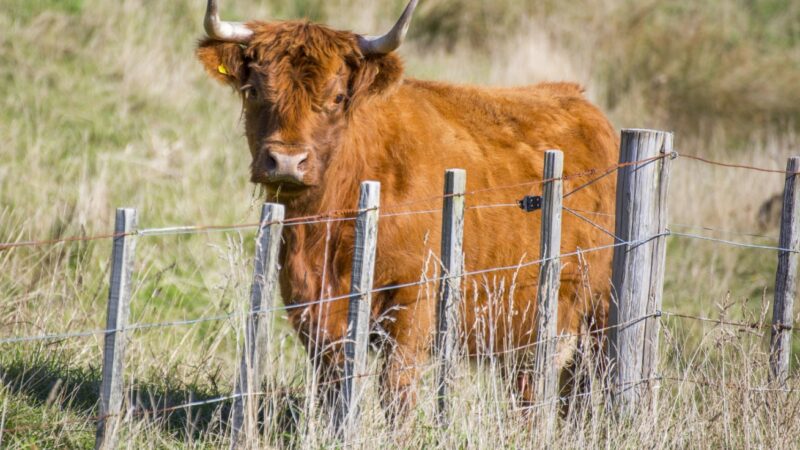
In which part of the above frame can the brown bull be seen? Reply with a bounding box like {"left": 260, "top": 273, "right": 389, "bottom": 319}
{"left": 197, "top": 0, "right": 617, "bottom": 414}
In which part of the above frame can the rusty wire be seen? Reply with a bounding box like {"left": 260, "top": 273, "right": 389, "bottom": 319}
{"left": 0, "top": 154, "right": 669, "bottom": 252}
{"left": 6, "top": 151, "right": 798, "bottom": 251}
{"left": 680, "top": 153, "right": 800, "bottom": 175}
{"left": 662, "top": 311, "right": 793, "bottom": 332}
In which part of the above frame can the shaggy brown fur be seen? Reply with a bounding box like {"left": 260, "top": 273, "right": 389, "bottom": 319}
{"left": 198, "top": 19, "right": 618, "bottom": 414}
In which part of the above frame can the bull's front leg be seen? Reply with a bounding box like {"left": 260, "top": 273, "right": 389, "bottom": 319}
{"left": 291, "top": 297, "right": 350, "bottom": 419}
{"left": 311, "top": 342, "right": 346, "bottom": 415}
{"left": 377, "top": 290, "right": 433, "bottom": 421}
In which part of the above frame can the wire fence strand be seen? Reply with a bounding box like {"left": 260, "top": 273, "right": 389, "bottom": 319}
{"left": 0, "top": 234, "right": 661, "bottom": 346}
{"left": 567, "top": 207, "right": 778, "bottom": 242}
{"left": 670, "top": 231, "right": 798, "bottom": 253}
{"left": 681, "top": 153, "right": 800, "bottom": 176}
{"left": 8, "top": 150, "right": 798, "bottom": 252}
{"left": 0, "top": 154, "right": 668, "bottom": 252}
{"left": 662, "top": 311, "right": 793, "bottom": 331}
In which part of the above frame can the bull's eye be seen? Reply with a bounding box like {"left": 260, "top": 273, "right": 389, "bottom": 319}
{"left": 240, "top": 84, "right": 256, "bottom": 100}
{"left": 334, "top": 94, "right": 346, "bottom": 105}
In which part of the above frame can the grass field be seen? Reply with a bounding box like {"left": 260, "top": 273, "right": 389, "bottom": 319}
{"left": 1, "top": 0, "right": 799, "bottom": 448}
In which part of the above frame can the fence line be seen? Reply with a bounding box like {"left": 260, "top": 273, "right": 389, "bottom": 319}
{"left": 0, "top": 235, "right": 658, "bottom": 347}
{"left": 557, "top": 208, "right": 796, "bottom": 257}
{"left": 668, "top": 223, "right": 776, "bottom": 240}
{"left": 0, "top": 202, "right": 519, "bottom": 249}
{"left": 140, "top": 204, "right": 517, "bottom": 237}
{"left": 669, "top": 231, "right": 799, "bottom": 253}
{"left": 0, "top": 316, "right": 677, "bottom": 435}
{"left": 681, "top": 153, "right": 800, "bottom": 175}
{"left": 0, "top": 154, "right": 669, "bottom": 252}
{"left": 3, "top": 368, "right": 788, "bottom": 437}
{"left": 6, "top": 143, "right": 800, "bottom": 442}
{"left": 4, "top": 307, "right": 794, "bottom": 427}
{"left": 4, "top": 151, "right": 795, "bottom": 253}
{"left": 1, "top": 317, "right": 794, "bottom": 433}
{"left": 563, "top": 206, "right": 621, "bottom": 241}
{"left": 1, "top": 359, "right": 434, "bottom": 436}
{"left": 467, "top": 311, "right": 661, "bottom": 358}
{"left": 662, "top": 311, "right": 794, "bottom": 331}
{"left": 459, "top": 307, "right": 798, "bottom": 361}
{"left": 661, "top": 376, "right": 797, "bottom": 393}
{"left": 566, "top": 207, "right": 779, "bottom": 241}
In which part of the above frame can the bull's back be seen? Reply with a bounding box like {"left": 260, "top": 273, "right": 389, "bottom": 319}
{"left": 372, "top": 78, "right": 618, "bottom": 350}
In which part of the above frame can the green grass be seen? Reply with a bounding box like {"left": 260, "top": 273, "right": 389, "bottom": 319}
{"left": 4, "top": 0, "right": 84, "bottom": 21}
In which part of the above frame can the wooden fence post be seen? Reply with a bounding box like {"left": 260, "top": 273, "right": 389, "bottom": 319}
{"left": 769, "top": 157, "right": 800, "bottom": 386}
{"left": 533, "top": 150, "right": 563, "bottom": 435}
{"left": 95, "top": 208, "right": 137, "bottom": 450}
{"left": 231, "top": 203, "right": 285, "bottom": 448}
{"left": 339, "top": 181, "right": 381, "bottom": 442}
{"left": 435, "top": 169, "right": 466, "bottom": 427}
{"left": 607, "top": 129, "right": 672, "bottom": 415}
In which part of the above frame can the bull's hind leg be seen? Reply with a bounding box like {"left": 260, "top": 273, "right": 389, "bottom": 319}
{"left": 512, "top": 302, "right": 582, "bottom": 413}
{"left": 512, "top": 337, "right": 580, "bottom": 408}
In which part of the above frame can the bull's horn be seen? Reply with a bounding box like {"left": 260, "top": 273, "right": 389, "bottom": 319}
{"left": 358, "top": 0, "right": 419, "bottom": 55}
{"left": 204, "top": 0, "right": 253, "bottom": 44}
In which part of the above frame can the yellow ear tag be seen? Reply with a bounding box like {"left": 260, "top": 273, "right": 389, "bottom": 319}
{"left": 217, "top": 64, "right": 229, "bottom": 75}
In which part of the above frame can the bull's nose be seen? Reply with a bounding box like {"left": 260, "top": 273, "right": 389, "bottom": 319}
{"left": 266, "top": 151, "right": 309, "bottom": 182}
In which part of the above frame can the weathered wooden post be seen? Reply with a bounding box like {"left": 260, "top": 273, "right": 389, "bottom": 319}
{"left": 533, "top": 150, "right": 563, "bottom": 435}
{"left": 435, "top": 169, "right": 466, "bottom": 427}
{"left": 95, "top": 208, "right": 137, "bottom": 450}
{"left": 607, "top": 129, "right": 672, "bottom": 414}
{"left": 339, "top": 181, "right": 381, "bottom": 441}
{"left": 769, "top": 157, "right": 800, "bottom": 387}
{"left": 231, "top": 203, "right": 285, "bottom": 448}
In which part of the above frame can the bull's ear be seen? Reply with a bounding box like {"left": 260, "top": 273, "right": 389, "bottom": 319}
{"left": 196, "top": 39, "right": 247, "bottom": 88}
{"left": 348, "top": 53, "right": 404, "bottom": 109}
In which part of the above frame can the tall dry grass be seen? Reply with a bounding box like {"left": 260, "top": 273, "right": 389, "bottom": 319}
{"left": 1, "top": 0, "right": 799, "bottom": 448}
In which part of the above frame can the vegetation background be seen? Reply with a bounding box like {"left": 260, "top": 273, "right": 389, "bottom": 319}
{"left": 1, "top": 0, "right": 799, "bottom": 447}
